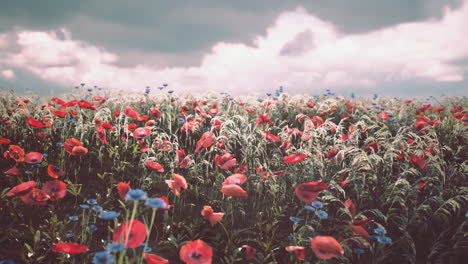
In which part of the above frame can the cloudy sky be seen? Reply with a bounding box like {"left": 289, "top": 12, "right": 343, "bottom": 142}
{"left": 0, "top": 0, "right": 467, "bottom": 97}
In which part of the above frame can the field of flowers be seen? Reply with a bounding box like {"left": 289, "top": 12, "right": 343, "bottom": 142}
{"left": 0, "top": 85, "right": 467, "bottom": 264}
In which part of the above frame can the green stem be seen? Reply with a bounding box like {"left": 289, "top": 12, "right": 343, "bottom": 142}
{"left": 141, "top": 208, "right": 157, "bottom": 263}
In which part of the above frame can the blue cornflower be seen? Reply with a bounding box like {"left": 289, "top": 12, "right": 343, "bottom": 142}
{"left": 312, "top": 201, "right": 323, "bottom": 208}
{"left": 98, "top": 211, "right": 120, "bottom": 220}
{"left": 42, "top": 153, "right": 48, "bottom": 157}
{"left": 92, "top": 251, "right": 114, "bottom": 264}
{"left": 287, "top": 235, "right": 294, "bottom": 240}
{"left": 68, "top": 119, "right": 76, "bottom": 123}
{"left": 87, "top": 199, "right": 97, "bottom": 205}
{"left": 266, "top": 93, "right": 272, "bottom": 96}
{"left": 177, "top": 118, "right": 185, "bottom": 123}
{"left": 106, "top": 243, "right": 125, "bottom": 252}
{"left": 388, "top": 114, "right": 394, "bottom": 117}
{"left": 126, "top": 189, "right": 147, "bottom": 201}
{"left": 88, "top": 225, "right": 97, "bottom": 232}
{"left": 161, "top": 107, "right": 167, "bottom": 111}
{"left": 31, "top": 164, "right": 42, "bottom": 168}
{"left": 25, "top": 171, "right": 33, "bottom": 174}
{"left": 257, "top": 98, "right": 264, "bottom": 102}
{"left": 374, "top": 227, "right": 387, "bottom": 235}
{"left": 273, "top": 97, "right": 278, "bottom": 100}
{"left": 369, "top": 235, "right": 377, "bottom": 240}
{"left": 145, "top": 198, "right": 167, "bottom": 209}
{"left": 289, "top": 216, "right": 302, "bottom": 223}
{"left": 163, "top": 83, "right": 168, "bottom": 87}
{"left": 144, "top": 246, "right": 152, "bottom": 252}
{"left": 220, "top": 103, "right": 226, "bottom": 106}
{"left": 80, "top": 204, "right": 90, "bottom": 209}
{"left": 75, "top": 123, "right": 80, "bottom": 126}
{"left": 57, "top": 126, "right": 66, "bottom": 129}
{"left": 92, "top": 206, "right": 103, "bottom": 213}
{"left": 56, "top": 143, "right": 64, "bottom": 147}
{"left": 168, "top": 90, "right": 174, "bottom": 94}
{"left": 377, "top": 236, "right": 392, "bottom": 245}
{"left": 316, "top": 210, "right": 328, "bottom": 219}
{"left": 353, "top": 248, "right": 365, "bottom": 254}
{"left": 304, "top": 205, "right": 315, "bottom": 211}
{"left": 69, "top": 216, "right": 79, "bottom": 221}
{"left": 65, "top": 233, "right": 74, "bottom": 238}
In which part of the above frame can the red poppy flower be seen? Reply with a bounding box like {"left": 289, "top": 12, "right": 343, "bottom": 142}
{"left": 127, "top": 123, "right": 138, "bottom": 132}
{"left": 20, "top": 188, "right": 50, "bottom": 205}
{"left": 222, "top": 174, "right": 247, "bottom": 186}
{"left": 306, "top": 103, "right": 316, "bottom": 108}
{"left": 195, "top": 132, "right": 216, "bottom": 153}
{"left": 214, "top": 151, "right": 237, "bottom": 170}
{"left": 72, "top": 146, "right": 88, "bottom": 156}
{"left": 113, "top": 220, "right": 147, "bottom": 248}
{"left": 145, "top": 161, "right": 164, "bottom": 172}
{"left": 24, "top": 152, "right": 43, "bottom": 164}
{"left": 201, "top": 206, "right": 224, "bottom": 227}
{"left": 179, "top": 239, "right": 213, "bottom": 264}
{"left": 43, "top": 180, "right": 67, "bottom": 201}
{"left": 3, "top": 145, "right": 25, "bottom": 162}
{"left": 283, "top": 153, "right": 307, "bottom": 164}
{"left": 143, "top": 253, "right": 169, "bottom": 264}
{"left": 53, "top": 110, "right": 68, "bottom": 117}
{"left": 245, "top": 108, "right": 254, "bottom": 113}
{"left": 254, "top": 114, "right": 274, "bottom": 126}
{"left": 63, "top": 139, "right": 88, "bottom": 155}
{"left": 100, "top": 122, "right": 114, "bottom": 130}
{"left": 47, "top": 164, "right": 65, "bottom": 178}
{"left": 261, "top": 131, "right": 280, "bottom": 142}
{"left": 165, "top": 173, "right": 188, "bottom": 196}
{"left": 117, "top": 181, "right": 131, "bottom": 199}
{"left": 77, "top": 100, "right": 96, "bottom": 110}
{"left": 409, "top": 154, "right": 425, "bottom": 170}
{"left": 176, "top": 149, "right": 191, "bottom": 168}
{"left": 285, "top": 246, "right": 306, "bottom": 260}
{"left": 0, "top": 138, "right": 11, "bottom": 145}
{"left": 378, "top": 112, "right": 390, "bottom": 120}
{"left": 52, "top": 243, "right": 89, "bottom": 254}
{"left": 310, "top": 116, "right": 324, "bottom": 128}
{"left": 339, "top": 134, "right": 349, "bottom": 141}
{"left": 4, "top": 166, "right": 20, "bottom": 175}
{"left": 124, "top": 108, "right": 141, "bottom": 120}
{"left": 295, "top": 182, "right": 328, "bottom": 204}
{"left": 96, "top": 126, "right": 107, "bottom": 143}
{"left": 132, "top": 127, "right": 151, "bottom": 138}
{"left": 221, "top": 184, "right": 248, "bottom": 199}
{"left": 92, "top": 96, "right": 107, "bottom": 105}
{"left": 51, "top": 97, "right": 66, "bottom": 105}
{"left": 351, "top": 225, "right": 370, "bottom": 242}
{"left": 6, "top": 181, "right": 37, "bottom": 197}
{"left": 241, "top": 245, "right": 257, "bottom": 260}
{"left": 150, "top": 108, "right": 162, "bottom": 119}
{"left": 310, "top": 236, "right": 344, "bottom": 260}
{"left": 26, "top": 116, "right": 51, "bottom": 128}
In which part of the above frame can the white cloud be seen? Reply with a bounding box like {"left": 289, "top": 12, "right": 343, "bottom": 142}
{"left": 1, "top": 1, "right": 468, "bottom": 95}
{"left": 1, "top": 69, "right": 15, "bottom": 80}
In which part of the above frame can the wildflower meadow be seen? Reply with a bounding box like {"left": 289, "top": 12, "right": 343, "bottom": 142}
{"left": 0, "top": 85, "right": 467, "bottom": 264}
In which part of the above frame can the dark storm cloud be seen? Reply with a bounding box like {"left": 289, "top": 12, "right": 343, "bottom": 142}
{"left": 1, "top": 0, "right": 463, "bottom": 58}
